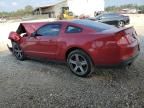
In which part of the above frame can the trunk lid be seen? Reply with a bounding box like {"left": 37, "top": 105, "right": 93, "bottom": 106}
{"left": 102, "top": 26, "right": 138, "bottom": 44}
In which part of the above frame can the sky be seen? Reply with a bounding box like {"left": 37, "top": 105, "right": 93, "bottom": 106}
{"left": 105, "top": 0, "right": 144, "bottom": 7}
{"left": 0, "top": 0, "right": 56, "bottom": 12}
{"left": 0, "top": 0, "right": 144, "bottom": 12}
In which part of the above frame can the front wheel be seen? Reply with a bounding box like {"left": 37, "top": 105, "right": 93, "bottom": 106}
{"left": 67, "top": 50, "right": 94, "bottom": 77}
{"left": 12, "top": 42, "right": 25, "bottom": 61}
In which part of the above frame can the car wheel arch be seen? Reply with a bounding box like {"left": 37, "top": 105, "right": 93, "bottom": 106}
{"left": 11, "top": 41, "right": 26, "bottom": 60}
{"left": 11, "top": 40, "right": 21, "bottom": 47}
{"left": 119, "top": 20, "right": 125, "bottom": 24}
{"left": 65, "top": 47, "right": 94, "bottom": 64}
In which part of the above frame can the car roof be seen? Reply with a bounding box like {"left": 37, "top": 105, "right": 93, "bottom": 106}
{"left": 17, "top": 19, "right": 115, "bottom": 34}
{"left": 99, "top": 12, "right": 121, "bottom": 16}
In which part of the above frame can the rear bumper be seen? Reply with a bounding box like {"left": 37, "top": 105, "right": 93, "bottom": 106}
{"left": 95, "top": 53, "right": 139, "bottom": 68}
{"left": 116, "top": 53, "right": 139, "bottom": 67}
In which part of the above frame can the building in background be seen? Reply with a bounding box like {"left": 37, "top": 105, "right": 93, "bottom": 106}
{"left": 68, "top": 0, "right": 104, "bottom": 17}
{"left": 33, "top": 0, "right": 104, "bottom": 18}
{"left": 33, "top": 0, "right": 67, "bottom": 18}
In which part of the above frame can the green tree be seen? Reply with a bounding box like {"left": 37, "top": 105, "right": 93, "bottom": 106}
{"left": 138, "top": 5, "right": 144, "bottom": 11}
{"left": 105, "top": 4, "right": 144, "bottom": 12}
{"left": 24, "top": 5, "right": 33, "bottom": 14}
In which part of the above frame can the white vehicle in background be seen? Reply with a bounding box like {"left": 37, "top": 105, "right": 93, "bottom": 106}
{"left": 0, "top": 17, "right": 7, "bottom": 23}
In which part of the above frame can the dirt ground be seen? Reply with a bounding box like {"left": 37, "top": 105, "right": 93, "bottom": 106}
{"left": 0, "top": 15, "right": 144, "bottom": 108}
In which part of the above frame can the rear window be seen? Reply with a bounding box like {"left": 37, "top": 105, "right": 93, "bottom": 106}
{"left": 72, "top": 20, "right": 115, "bottom": 32}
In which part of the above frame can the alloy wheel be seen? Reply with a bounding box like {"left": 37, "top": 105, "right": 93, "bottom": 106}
{"left": 68, "top": 53, "right": 89, "bottom": 76}
{"left": 13, "top": 43, "right": 24, "bottom": 60}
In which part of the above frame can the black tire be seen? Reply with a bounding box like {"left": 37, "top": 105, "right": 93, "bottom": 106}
{"left": 12, "top": 42, "right": 25, "bottom": 61}
{"left": 117, "top": 21, "right": 125, "bottom": 27}
{"left": 67, "top": 50, "right": 94, "bottom": 77}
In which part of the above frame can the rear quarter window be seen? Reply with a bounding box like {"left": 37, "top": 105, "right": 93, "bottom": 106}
{"left": 66, "top": 25, "right": 82, "bottom": 33}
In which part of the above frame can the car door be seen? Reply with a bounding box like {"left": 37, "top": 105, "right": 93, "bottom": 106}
{"left": 21, "top": 34, "right": 41, "bottom": 57}
{"left": 97, "top": 14, "right": 112, "bottom": 24}
{"left": 107, "top": 14, "right": 120, "bottom": 25}
{"left": 23, "top": 23, "right": 61, "bottom": 59}
{"left": 36, "top": 24, "right": 61, "bottom": 59}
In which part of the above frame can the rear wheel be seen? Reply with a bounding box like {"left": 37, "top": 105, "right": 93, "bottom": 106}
{"left": 67, "top": 50, "right": 94, "bottom": 77}
{"left": 12, "top": 42, "right": 25, "bottom": 60}
{"left": 117, "top": 21, "right": 125, "bottom": 27}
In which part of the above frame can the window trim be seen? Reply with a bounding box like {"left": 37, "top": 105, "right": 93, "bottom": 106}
{"left": 35, "top": 23, "right": 62, "bottom": 37}
{"left": 65, "top": 25, "right": 83, "bottom": 33}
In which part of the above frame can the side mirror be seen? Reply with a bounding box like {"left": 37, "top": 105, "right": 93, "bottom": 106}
{"left": 31, "top": 32, "right": 36, "bottom": 37}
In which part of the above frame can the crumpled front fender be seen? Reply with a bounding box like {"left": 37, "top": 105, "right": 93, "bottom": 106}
{"left": 8, "top": 32, "right": 21, "bottom": 42}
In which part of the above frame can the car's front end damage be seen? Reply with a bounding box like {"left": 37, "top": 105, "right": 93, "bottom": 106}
{"left": 7, "top": 22, "right": 47, "bottom": 53}
{"left": 7, "top": 31, "right": 22, "bottom": 53}
{"left": 7, "top": 43, "right": 13, "bottom": 52}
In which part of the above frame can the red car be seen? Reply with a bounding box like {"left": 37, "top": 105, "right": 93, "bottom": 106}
{"left": 8, "top": 20, "right": 140, "bottom": 77}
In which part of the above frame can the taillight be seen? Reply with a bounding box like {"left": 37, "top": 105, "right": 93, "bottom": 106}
{"left": 117, "top": 36, "right": 128, "bottom": 45}
{"left": 115, "top": 31, "right": 129, "bottom": 46}
{"left": 125, "top": 34, "right": 135, "bottom": 43}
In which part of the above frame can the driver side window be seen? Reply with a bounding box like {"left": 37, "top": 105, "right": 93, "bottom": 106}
{"left": 36, "top": 24, "right": 61, "bottom": 36}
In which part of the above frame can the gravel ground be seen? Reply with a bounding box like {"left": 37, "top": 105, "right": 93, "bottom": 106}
{"left": 0, "top": 18, "right": 144, "bottom": 107}
{"left": 0, "top": 37, "right": 144, "bottom": 108}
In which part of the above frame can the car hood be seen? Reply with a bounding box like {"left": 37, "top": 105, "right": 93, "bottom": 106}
{"left": 16, "top": 22, "right": 48, "bottom": 35}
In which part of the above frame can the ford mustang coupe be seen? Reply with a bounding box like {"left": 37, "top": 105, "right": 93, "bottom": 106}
{"left": 8, "top": 20, "right": 140, "bottom": 77}
{"left": 89, "top": 13, "right": 130, "bottom": 27}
